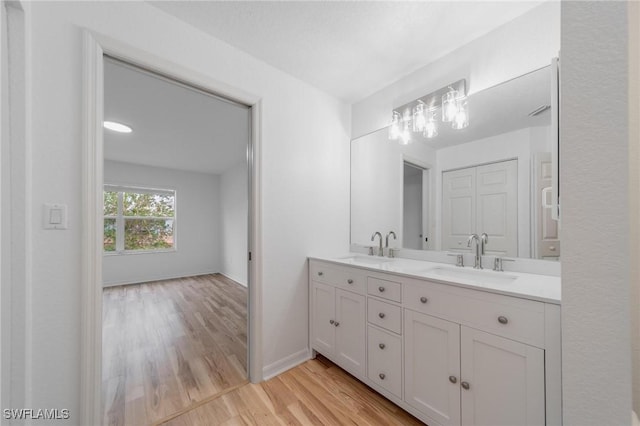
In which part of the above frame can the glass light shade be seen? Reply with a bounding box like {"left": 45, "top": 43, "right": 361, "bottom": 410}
{"left": 399, "top": 117, "right": 412, "bottom": 145}
{"left": 451, "top": 98, "right": 469, "bottom": 130}
{"left": 388, "top": 111, "right": 401, "bottom": 140}
{"left": 442, "top": 89, "right": 459, "bottom": 122}
{"left": 412, "top": 102, "right": 426, "bottom": 133}
{"left": 424, "top": 110, "right": 438, "bottom": 138}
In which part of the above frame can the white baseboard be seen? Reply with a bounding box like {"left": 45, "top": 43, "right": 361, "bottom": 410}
{"left": 220, "top": 272, "right": 248, "bottom": 287}
{"left": 102, "top": 270, "right": 219, "bottom": 287}
{"left": 262, "top": 348, "right": 311, "bottom": 380}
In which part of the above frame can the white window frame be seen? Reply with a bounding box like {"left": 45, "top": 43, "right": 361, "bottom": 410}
{"left": 103, "top": 184, "right": 177, "bottom": 255}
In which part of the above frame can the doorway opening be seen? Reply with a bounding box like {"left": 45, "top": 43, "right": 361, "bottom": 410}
{"left": 100, "top": 57, "right": 252, "bottom": 425}
{"left": 403, "top": 161, "right": 430, "bottom": 250}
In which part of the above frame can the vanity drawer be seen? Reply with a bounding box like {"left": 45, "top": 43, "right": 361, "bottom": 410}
{"left": 368, "top": 326, "right": 402, "bottom": 398}
{"left": 367, "top": 277, "right": 402, "bottom": 302}
{"left": 404, "top": 280, "right": 546, "bottom": 348}
{"left": 309, "top": 261, "right": 365, "bottom": 294}
{"left": 368, "top": 298, "right": 402, "bottom": 334}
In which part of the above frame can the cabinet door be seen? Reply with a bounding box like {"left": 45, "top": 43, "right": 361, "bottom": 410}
{"left": 335, "top": 289, "right": 366, "bottom": 376}
{"left": 460, "top": 327, "right": 545, "bottom": 426}
{"left": 404, "top": 309, "right": 461, "bottom": 426}
{"left": 310, "top": 282, "right": 335, "bottom": 356}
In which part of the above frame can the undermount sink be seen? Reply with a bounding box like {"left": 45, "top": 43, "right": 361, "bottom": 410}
{"left": 423, "top": 266, "right": 518, "bottom": 285}
{"left": 337, "top": 255, "right": 391, "bottom": 265}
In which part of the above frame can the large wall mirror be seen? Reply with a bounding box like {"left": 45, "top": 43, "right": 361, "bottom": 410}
{"left": 351, "top": 65, "right": 560, "bottom": 260}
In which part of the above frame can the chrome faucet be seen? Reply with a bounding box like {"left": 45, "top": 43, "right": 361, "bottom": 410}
{"left": 371, "top": 231, "right": 383, "bottom": 257}
{"left": 480, "top": 233, "right": 489, "bottom": 255}
{"left": 467, "top": 234, "right": 482, "bottom": 269}
{"left": 385, "top": 231, "right": 397, "bottom": 257}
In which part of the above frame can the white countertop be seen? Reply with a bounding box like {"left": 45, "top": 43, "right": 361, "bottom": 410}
{"left": 309, "top": 253, "right": 561, "bottom": 304}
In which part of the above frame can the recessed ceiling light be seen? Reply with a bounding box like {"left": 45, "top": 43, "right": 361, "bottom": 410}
{"left": 103, "top": 121, "right": 133, "bottom": 133}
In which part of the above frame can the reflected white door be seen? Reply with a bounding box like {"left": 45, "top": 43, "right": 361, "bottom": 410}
{"left": 442, "top": 167, "right": 476, "bottom": 253}
{"left": 442, "top": 160, "right": 517, "bottom": 256}
{"left": 476, "top": 160, "right": 517, "bottom": 256}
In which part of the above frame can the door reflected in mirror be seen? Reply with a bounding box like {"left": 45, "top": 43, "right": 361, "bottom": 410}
{"left": 351, "top": 65, "right": 560, "bottom": 261}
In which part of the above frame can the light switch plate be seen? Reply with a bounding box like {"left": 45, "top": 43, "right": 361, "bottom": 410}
{"left": 44, "top": 203, "right": 67, "bottom": 230}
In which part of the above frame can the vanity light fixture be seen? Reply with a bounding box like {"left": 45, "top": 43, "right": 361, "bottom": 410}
{"left": 103, "top": 120, "right": 133, "bottom": 133}
{"left": 388, "top": 79, "right": 467, "bottom": 143}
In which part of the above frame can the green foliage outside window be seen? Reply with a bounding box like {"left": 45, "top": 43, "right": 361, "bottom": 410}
{"left": 103, "top": 188, "right": 175, "bottom": 252}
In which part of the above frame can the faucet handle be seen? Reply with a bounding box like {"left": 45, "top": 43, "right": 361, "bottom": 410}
{"left": 447, "top": 253, "right": 464, "bottom": 267}
{"left": 493, "top": 257, "right": 514, "bottom": 272}
{"left": 367, "top": 246, "right": 374, "bottom": 256}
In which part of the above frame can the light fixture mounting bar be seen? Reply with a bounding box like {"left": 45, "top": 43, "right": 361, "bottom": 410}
{"left": 392, "top": 79, "right": 466, "bottom": 117}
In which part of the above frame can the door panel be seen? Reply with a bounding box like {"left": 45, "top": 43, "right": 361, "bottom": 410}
{"left": 310, "top": 282, "right": 335, "bottom": 356}
{"left": 335, "top": 289, "right": 366, "bottom": 376}
{"left": 404, "top": 309, "right": 461, "bottom": 426}
{"left": 442, "top": 168, "right": 475, "bottom": 253}
{"left": 460, "top": 327, "right": 545, "bottom": 426}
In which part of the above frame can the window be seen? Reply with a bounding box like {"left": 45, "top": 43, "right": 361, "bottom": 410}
{"left": 104, "top": 185, "right": 176, "bottom": 253}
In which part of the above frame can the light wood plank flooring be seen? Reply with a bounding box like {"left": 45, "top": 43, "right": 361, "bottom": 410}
{"left": 161, "top": 355, "right": 424, "bottom": 426}
{"left": 102, "top": 274, "right": 248, "bottom": 426}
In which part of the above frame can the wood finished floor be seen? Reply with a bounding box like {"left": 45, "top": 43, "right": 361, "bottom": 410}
{"left": 162, "top": 355, "right": 425, "bottom": 426}
{"left": 102, "top": 274, "right": 248, "bottom": 426}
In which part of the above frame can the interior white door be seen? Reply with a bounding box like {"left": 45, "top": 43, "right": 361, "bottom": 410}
{"left": 534, "top": 153, "right": 560, "bottom": 259}
{"left": 475, "top": 160, "right": 518, "bottom": 256}
{"left": 460, "top": 327, "right": 545, "bottom": 426}
{"left": 404, "top": 309, "right": 461, "bottom": 426}
{"left": 310, "top": 282, "right": 335, "bottom": 356}
{"left": 335, "top": 289, "right": 366, "bottom": 376}
{"left": 442, "top": 167, "right": 476, "bottom": 253}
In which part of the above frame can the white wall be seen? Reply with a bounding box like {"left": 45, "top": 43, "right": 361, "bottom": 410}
{"left": 631, "top": 1, "right": 640, "bottom": 416}
{"left": 221, "top": 161, "right": 248, "bottom": 286}
{"left": 102, "top": 160, "right": 221, "bottom": 286}
{"left": 561, "top": 2, "right": 632, "bottom": 424}
{"left": 351, "top": 129, "right": 436, "bottom": 249}
{"left": 19, "top": 1, "right": 349, "bottom": 419}
{"left": 351, "top": 2, "right": 560, "bottom": 139}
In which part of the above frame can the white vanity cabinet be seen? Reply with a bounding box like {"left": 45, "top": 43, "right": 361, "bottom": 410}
{"left": 308, "top": 259, "right": 561, "bottom": 426}
{"left": 310, "top": 262, "right": 366, "bottom": 377}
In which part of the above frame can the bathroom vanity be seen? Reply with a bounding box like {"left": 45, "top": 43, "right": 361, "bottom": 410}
{"left": 308, "top": 255, "right": 561, "bottom": 426}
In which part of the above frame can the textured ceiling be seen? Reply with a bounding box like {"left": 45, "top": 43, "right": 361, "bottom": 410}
{"left": 150, "top": 1, "right": 545, "bottom": 103}
{"left": 104, "top": 59, "right": 250, "bottom": 175}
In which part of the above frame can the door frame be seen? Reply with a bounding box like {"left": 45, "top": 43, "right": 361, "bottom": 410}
{"left": 81, "top": 31, "right": 263, "bottom": 425}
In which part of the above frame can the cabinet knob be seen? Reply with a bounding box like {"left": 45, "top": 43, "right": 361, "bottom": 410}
{"left": 461, "top": 381, "right": 470, "bottom": 390}
{"left": 318, "top": 271, "right": 323, "bottom": 276}
{"left": 347, "top": 279, "right": 354, "bottom": 284}
{"left": 379, "top": 373, "right": 386, "bottom": 380}
{"left": 378, "top": 286, "right": 385, "bottom": 293}
{"left": 329, "top": 319, "right": 334, "bottom": 325}
{"left": 334, "top": 321, "right": 339, "bottom": 327}
{"left": 378, "top": 312, "right": 386, "bottom": 319}
{"left": 420, "top": 296, "right": 428, "bottom": 304}
{"left": 379, "top": 343, "right": 385, "bottom": 350}
{"left": 449, "top": 376, "right": 457, "bottom": 384}
{"left": 498, "top": 316, "right": 509, "bottom": 325}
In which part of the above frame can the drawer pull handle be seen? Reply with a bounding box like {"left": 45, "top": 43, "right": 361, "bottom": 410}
{"left": 379, "top": 343, "right": 385, "bottom": 350}
{"left": 334, "top": 321, "right": 339, "bottom": 327}
{"left": 329, "top": 319, "right": 334, "bottom": 325}
{"left": 378, "top": 286, "right": 385, "bottom": 293}
{"left": 318, "top": 271, "right": 323, "bottom": 276}
{"left": 378, "top": 312, "right": 386, "bottom": 319}
{"left": 347, "top": 279, "right": 354, "bottom": 284}
{"left": 461, "top": 381, "right": 470, "bottom": 390}
{"left": 449, "top": 376, "right": 457, "bottom": 384}
{"left": 379, "top": 373, "right": 386, "bottom": 380}
{"left": 420, "top": 296, "right": 428, "bottom": 304}
{"left": 498, "top": 316, "right": 509, "bottom": 325}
